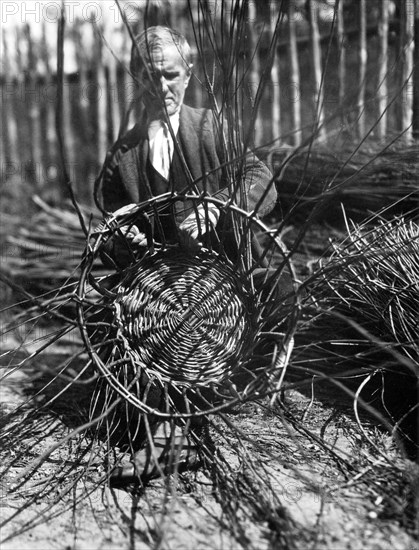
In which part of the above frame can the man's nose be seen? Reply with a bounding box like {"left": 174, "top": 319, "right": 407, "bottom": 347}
{"left": 157, "top": 76, "right": 169, "bottom": 93}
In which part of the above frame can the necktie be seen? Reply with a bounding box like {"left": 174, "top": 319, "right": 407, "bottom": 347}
{"left": 148, "top": 120, "right": 172, "bottom": 180}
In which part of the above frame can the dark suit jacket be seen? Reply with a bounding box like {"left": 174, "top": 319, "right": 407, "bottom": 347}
{"left": 100, "top": 104, "right": 277, "bottom": 219}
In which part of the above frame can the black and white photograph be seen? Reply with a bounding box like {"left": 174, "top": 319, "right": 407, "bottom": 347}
{"left": 0, "top": 1, "right": 418, "bottom": 548}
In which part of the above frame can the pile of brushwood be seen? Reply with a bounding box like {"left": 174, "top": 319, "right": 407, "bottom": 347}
{"left": 1, "top": 196, "right": 105, "bottom": 299}
{"left": 267, "top": 139, "right": 419, "bottom": 225}
{"left": 294, "top": 215, "right": 418, "bottom": 459}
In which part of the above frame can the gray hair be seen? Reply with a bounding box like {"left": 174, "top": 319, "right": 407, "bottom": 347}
{"left": 130, "top": 26, "right": 192, "bottom": 76}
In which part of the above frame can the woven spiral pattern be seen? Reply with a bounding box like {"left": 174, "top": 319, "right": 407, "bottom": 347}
{"left": 113, "top": 248, "right": 256, "bottom": 386}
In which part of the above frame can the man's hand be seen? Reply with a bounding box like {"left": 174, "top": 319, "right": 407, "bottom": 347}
{"left": 118, "top": 225, "right": 147, "bottom": 246}
{"left": 108, "top": 225, "right": 147, "bottom": 267}
{"left": 179, "top": 204, "right": 220, "bottom": 240}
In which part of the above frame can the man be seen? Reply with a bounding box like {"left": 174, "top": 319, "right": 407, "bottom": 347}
{"left": 97, "top": 26, "right": 280, "bottom": 485}
{"left": 98, "top": 25, "right": 277, "bottom": 265}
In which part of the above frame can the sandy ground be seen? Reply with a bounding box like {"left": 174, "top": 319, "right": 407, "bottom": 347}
{"left": 1, "top": 329, "right": 418, "bottom": 550}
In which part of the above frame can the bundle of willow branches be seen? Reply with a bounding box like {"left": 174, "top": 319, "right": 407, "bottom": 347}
{"left": 294, "top": 215, "right": 419, "bottom": 458}
{"left": 1, "top": 196, "right": 105, "bottom": 297}
{"left": 328, "top": 218, "right": 418, "bottom": 362}
{"left": 269, "top": 141, "right": 419, "bottom": 224}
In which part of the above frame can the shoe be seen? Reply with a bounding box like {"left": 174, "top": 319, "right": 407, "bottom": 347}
{"left": 109, "top": 462, "right": 139, "bottom": 488}
{"left": 149, "top": 441, "right": 201, "bottom": 478}
{"left": 109, "top": 425, "right": 203, "bottom": 487}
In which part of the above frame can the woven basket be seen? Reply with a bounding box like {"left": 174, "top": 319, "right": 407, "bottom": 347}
{"left": 80, "top": 194, "right": 298, "bottom": 414}
{"left": 113, "top": 247, "right": 256, "bottom": 387}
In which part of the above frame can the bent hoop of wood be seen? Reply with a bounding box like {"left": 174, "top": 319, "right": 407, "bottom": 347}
{"left": 77, "top": 193, "right": 300, "bottom": 419}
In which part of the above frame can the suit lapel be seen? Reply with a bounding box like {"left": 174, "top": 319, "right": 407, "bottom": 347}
{"left": 118, "top": 122, "right": 152, "bottom": 203}
{"left": 178, "top": 106, "right": 208, "bottom": 194}
{"left": 138, "top": 138, "right": 153, "bottom": 200}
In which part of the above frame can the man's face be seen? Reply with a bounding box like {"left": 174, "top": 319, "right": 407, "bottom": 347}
{"left": 139, "top": 44, "right": 191, "bottom": 117}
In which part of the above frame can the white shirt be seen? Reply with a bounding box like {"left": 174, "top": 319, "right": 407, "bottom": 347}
{"left": 148, "top": 112, "right": 180, "bottom": 179}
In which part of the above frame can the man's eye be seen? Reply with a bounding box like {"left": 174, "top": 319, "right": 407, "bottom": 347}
{"left": 142, "top": 70, "right": 179, "bottom": 82}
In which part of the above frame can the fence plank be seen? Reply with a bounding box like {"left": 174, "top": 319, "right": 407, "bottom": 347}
{"left": 307, "top": 0, "right": 326, "bottom": 141}
{"left": 377, "top": 0, "right": 389, "bottom": 139}
{"left": 94, "top": 24, "right": 108, "bottom": 167}
{"left": 398, "top": 0, "right": 414, "bottom": 139}
{"left": 1, "top": 31, "right": 19, "bottom": 168}
{"left": 247, "top": 1, "right": 262, "bottom": 145}
{"left": 118, "top": 33, "right": 131, "bottom": 137}
{"left": 288, "top": 2, "right": 301, "bottom": 146}
{"left": 39, "top": 21, "right": 57, "bottom": 186}
{"left": 336, "top": 0, "right": 346, "bottom": 125}
{"left": 357, "top": 0, "right": 367, "bottom": 138}
{"left": 71, "top": 20, "right": 92, "bottom": 203}
{"left": 15, "top": 27, "right": 33, "bottom": 183}
{"left": 107, "top": 45, "right": 120, "bottom": 143}
{"left": 414, "top": 0, "right": 419, "bottom": 138}
{"left": 24, "top": 24, "right": 43, "bottom": 188}
{"left": 269, "top": 2, "right": 281, "bottom": 143}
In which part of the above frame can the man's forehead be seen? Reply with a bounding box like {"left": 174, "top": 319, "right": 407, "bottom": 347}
{"left": 144, "top": 44, "right": 186, "bottom": 69}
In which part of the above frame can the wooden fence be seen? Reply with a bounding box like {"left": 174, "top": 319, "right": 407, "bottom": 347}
{"left": 1, "top": 0, "right": 417, "bottom": 206}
